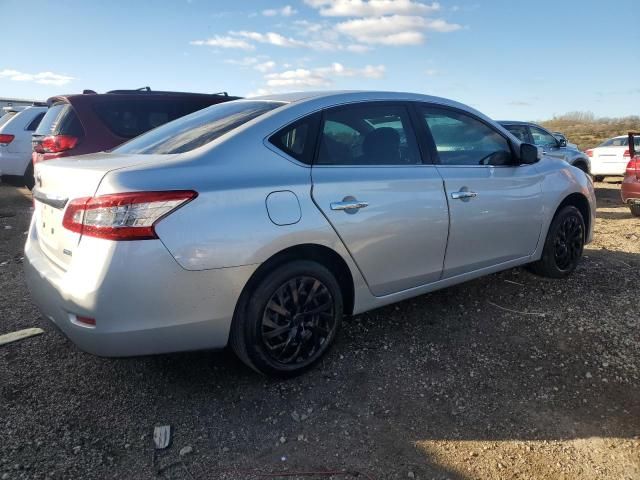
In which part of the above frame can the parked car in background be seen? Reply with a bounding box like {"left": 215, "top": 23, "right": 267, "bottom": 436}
{"left": 32, "top": 87, "right": 239, "bottom": 165}
{"left": 552, "top": 131, "right": 578, "bottom": 149}
{"left": 499, "top": 121, "right": 590, "bottom": 174}
{"left": 25, "top": 91, "right": 595, "bottom": 377}
{"left": 585, "top": 135, "right": 640, "bottom": 181}
{"left": 0, "top": 105, "right": 47, "bottom": 188}
{"left": 621, "top": 132, "right": 640, "bottom": 217}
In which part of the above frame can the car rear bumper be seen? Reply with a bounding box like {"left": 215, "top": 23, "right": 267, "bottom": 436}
{"left": 621, "top": 175, "right": 640, "bottom": 203}
{"left": 24, "top": 216, "right": 257, "bottom": 357}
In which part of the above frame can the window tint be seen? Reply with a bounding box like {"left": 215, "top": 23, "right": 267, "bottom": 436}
{"left": 421, "top": 107, "right": 513, "bottom": 166}
{"left": 529, "top": 126, "right": 558, "bottom": 147}
{"left": 26, "top": 112, "right": 45, "bottom": 131}
{"left": 504, "top": 124, "right": 530, "bottom": 142}
{"left": 598, "top": 137, "right": 629, "bottom": 147}
{"left": 114, "top": 100, "right": 284, "bottom": 154}
{"left": 0, "top": 112, "right": 17, "bottom": 128}
{"left": 94, "top": 100, "right": 181, "bottom": 139}
{"left": 317, "top": 104, "right": 420, "bottom": 165}
{"left": 34, "top": 104, "right": 84, "bottom": 138}
{"left": 269, "top": 114, "right": 319, "bottom": 164}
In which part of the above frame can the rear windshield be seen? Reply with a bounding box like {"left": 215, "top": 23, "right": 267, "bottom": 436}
{"left": 93, "top": 98, "right": 216, "bottom": 139}
{"left": 113, "top": 100, "right": 284, "bottom": 154}
{"left": 34, "top": 103, "right": 84, "bottom": 138}
{"left": 0, "top": 112, "right": 17, "bottom": 128}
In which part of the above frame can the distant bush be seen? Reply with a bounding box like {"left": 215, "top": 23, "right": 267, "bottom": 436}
{"left": 539, "top": 111, "right": 640, "bottom": 151}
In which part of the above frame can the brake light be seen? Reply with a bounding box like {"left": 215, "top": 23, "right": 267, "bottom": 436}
{"left": 33, "top": 135, "right": 78, "bottom": 154}
{"left": 0, "top": 134, "right": 15, "bottom": 144}
{"left": 623, "top": 149, "right": 630, "bottom": 158}
{"left": 585, "top": 149, "right": 593, "bottom": 157}
{"left": 626, "top": 158, "right": 640, "bottom": 177}
{"left": 62, "top": 191, "right": 197, "bottom": 240}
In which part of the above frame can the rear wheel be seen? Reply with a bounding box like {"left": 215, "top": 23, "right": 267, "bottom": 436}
{"left": 230, "top": 260, "right": 343, "bottom": 377}
{"left": 573, "top": 162, "right": 588, "bottom": 174}
{"left": 630, "top": 204, "right": 640, "bottom": 217}
{"left": 529, "top": 205, "right": 585, "bottom": 278}
{"left": 593, "top": 175, "right": 605, "bottom": 182}
{"left": 23, "top": 163, "right": 35, "bottom": 190}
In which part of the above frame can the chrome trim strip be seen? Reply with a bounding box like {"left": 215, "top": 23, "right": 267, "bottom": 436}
{"left": 32, "top": 188, "right": 68, "bottom": 209}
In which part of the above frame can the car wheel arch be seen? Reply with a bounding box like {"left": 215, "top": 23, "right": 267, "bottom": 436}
{"left": 553, "top": 192, "right": 591, "bottom": 238}
{"left": 572, "top": 160, "right": 588, "bottom": 173}
{"left": 233, "top": 243, "right": 356, "bottom": 319}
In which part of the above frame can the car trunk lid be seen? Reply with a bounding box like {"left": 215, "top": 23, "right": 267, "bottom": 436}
{"left": 32, "top": 153, "right": 158, "bottom": 269}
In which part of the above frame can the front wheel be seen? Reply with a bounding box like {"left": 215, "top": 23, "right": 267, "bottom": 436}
{"left": 529, "top": 205, "right": 585, "bottom": 278}
{"left": 630, "top": 204, "right": 640, "bottom": 217}
{"left": 230, "top": 260, "right": 343, "bottom": 377}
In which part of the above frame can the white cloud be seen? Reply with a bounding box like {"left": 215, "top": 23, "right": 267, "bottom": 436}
{"left": 231, "top": 30, "right": 304, "bottom": 48}
{"left": 190, "top": 35, "right": 255, "bottom": 50}
{"left": 263, "top": 5, "right": 297, "bottom": 16}
{"left": 335, "top": 14, "right": 460, "bottom": 45}
{"left": 255, "top": 60, "right": 277, "bottom": 72}
{"left": 264, "top": 62, "right": 385, "bottom": 88}
{"left": 304, "top": 0, "right": 441, "bottom": 17}
{"left": 0, "top": 69, "right": 74, "bottom": 86}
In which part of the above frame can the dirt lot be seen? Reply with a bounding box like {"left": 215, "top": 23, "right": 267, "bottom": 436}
{"left": 0, "top": 181, "right": 638, "bottom": 480}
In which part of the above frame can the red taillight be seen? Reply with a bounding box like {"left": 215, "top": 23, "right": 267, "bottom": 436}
{"left": 0, "top": 134, "right": 15, "bottom": 144}
{"left": 626, "top": 157, "right": 640, "bottom": 176}
{"left": 623, "top": 149, "right": 630, "bottom": 158}
{"left": 62, "top": 191, "right": 197, "bottom": 241}
{"left": 33, "top": 135, "right": 78, "bottom": 154}
{"left": 585, "top": 149, "right": 593, "bottom": 157}
{"left": 75, "top": 316, "right": 96, "bottom": 327}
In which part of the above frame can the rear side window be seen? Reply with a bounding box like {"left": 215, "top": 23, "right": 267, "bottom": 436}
{"left": 26, "top": 112, "right": 45, "bottom": 131}
{"left": 114, "top": 100, "right": 284, "bottom": 154}
{"left": 0, "top": 112, "right": 17, "bottom": 128}
{"left": 504, "top": 124, "right": 530, "bottom": 142}
{"left": 269, "top": 114, "right": 319, "bottom": 164}
{"left": 35, "top": 104, "right": 84, "bottom": 138}
{"left": 94, "top": 100, "right": 188, "bottom": 139}
{"left": 316, "top": 104, "right": 421, "bottom": 165}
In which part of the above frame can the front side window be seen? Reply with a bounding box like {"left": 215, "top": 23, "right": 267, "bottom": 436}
{"left": 114, "top": 100, "right": 284, "bottom": 154}
{"left": 421, "top": 107, "right": 513, "bottom": 166}
{"left": 316, "top": 104, "right": 420, "bottom": 165}
{"left": 529, "top": 126, "right": 558, "bottom": 147}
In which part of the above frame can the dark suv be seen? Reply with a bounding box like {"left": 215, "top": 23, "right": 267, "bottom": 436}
{"left": 32, "top": 88, "right": 239, "bottom": 164}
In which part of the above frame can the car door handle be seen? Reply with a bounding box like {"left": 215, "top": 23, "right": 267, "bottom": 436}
{"left": 330, "top": 200, "right": 369, "bottom": 211}
{"left": 451, "top": 191, "right": 478, "bottom": 200}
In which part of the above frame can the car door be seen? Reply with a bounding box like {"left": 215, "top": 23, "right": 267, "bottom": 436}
{"left": 310, "top": 102, "right": 449, "bottom": 296}
{"left": 416, "top": 104, "right": 545, "bottom": 278}
{"left": 529, "top": 125, "right": 566, "bottom": 162}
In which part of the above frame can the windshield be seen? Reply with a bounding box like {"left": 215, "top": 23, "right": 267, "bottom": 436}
{"left": 113, "top": 100, "right": 285, "bottom": 154}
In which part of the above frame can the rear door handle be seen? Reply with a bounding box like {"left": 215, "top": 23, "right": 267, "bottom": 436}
{"left": 451, "top": 191, "right": 478, "bottom": 200}
{"left": 330, "top": 200, "right": 369, "bottom": 211}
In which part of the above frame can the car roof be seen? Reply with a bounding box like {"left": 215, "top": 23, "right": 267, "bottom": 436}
{"left": 46, "top": 90, "right": 239, "bottom": 107}
{"left": 253, "top": 90, "right": 486, "bottom": 115}
{"left": 497, "top": 120, "right": 537, "bottom": 126}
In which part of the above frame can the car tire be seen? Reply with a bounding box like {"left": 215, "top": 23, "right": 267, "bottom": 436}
{"left": 593, "top": 175, "right": 605, "bottom": 182}
{"left": 630, "top": 204, "right": 640, "bottom": 217}
{"left": 230, "top": 260, "right": 343, "bottom": 377}
{"left": 573, "top": 162, "right": 588, "bottom": 174}
{"left": 23, "top": 163, "right": 35, "bottom": 190}
{"left": 529, "top": 205, "right": 585, "bottom": 279}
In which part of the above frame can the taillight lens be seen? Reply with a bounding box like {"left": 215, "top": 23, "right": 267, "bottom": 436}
{"left": 585, "top": 149, "right": 593, "bottom": 157}
{"left": 623, "top": 149, "right": 630, "bottom": 158}
{"left": 62, "top": 191, "right": 197, "bottom": 240}
{"left": 626, "top": 157, "right": 640, "bottom": 177}
{"left": 0, "top": 134, "right": 15, "bottom": 144}
{"left": 33, "top": 135, "right": 78, "bottom": 154}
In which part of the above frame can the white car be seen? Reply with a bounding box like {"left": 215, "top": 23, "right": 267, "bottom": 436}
{"left": 0, "top": 105, "right": 47, "bottom": 188}
{"left": 586, "top": 135, "right": 640, "bottom": 179}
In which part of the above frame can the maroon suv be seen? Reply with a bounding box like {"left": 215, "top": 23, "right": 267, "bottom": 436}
{"left": 621, "top": 132, "right": 640, "bottom": 217}
{"left": 32, "top": 88, "right": 239, "bottom": 164}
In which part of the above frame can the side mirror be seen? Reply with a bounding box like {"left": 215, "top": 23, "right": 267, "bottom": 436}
{"left": 519, "top": 143, "right": 540, "bottom": 164}
{"left": 558, "top": 138, "right": 567, "bottom": 147}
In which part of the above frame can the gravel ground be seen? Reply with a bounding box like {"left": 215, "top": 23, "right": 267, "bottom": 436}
{"left": 0, "top": 180, "right": 638, "bottom": 480}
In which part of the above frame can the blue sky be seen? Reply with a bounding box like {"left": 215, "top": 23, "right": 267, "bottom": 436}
{"left": 1, "top": 0, "right": 638, "bottom": 120}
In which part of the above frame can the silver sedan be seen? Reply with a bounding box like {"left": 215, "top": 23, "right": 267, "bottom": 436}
{"left": 24, "top": 91, "right": 596, "bottom": 376}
